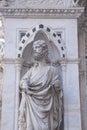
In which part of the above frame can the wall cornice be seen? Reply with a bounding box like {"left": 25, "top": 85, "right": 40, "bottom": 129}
{"left": 0, "top": 7, "right": 84, "bottom": 19}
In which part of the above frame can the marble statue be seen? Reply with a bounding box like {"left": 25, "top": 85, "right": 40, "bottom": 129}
{"left": 18, "top": 40, "right": 63, "bottom": 130}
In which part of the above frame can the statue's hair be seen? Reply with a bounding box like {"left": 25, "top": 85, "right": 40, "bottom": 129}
{"left": 33, "top": 40, "right": 50, "bottom": 63}
{"left": 33, "top": 40, "right": 48, "bottom": 55}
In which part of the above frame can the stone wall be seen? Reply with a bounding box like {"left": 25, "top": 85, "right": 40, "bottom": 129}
{"left": 0, "top": 0, "right": 84, "bottom": 130}
{"left": 78, "top": 2, "right": 87, "bottom": 130}
{"left": 0, "top": 67, "right": 3, "bottom": 130}
{"left": 0, "top": 17, "right": 4, "bottom": 130}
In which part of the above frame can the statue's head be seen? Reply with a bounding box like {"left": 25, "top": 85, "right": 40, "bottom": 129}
{"left": 33, "top": 40, "right": 48, "bottom": 61}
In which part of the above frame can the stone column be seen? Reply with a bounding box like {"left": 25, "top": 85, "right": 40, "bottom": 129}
{"left": 14, "top": 58, "right": 24, "bottom": 130}
{"left": 0, "top": 65, "right": 3, "bottom": 129}
{"left": 78, "top": 27, "right": 87, "bottom": 130}
{"left": 1, "top": 58, "right": 23, "bottom": 130}
{"left": 1, "top": 58, "right": 16, "bottom": 130}
{"left": 65, "top": 59, "right": 82, "bottom": 130}
{"left": 60, "top": 61, "right": 67, "bottom": 130}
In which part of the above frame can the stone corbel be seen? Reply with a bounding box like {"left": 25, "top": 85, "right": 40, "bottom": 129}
{"left": 15, "top": 58, "right": 24, "bottom": 71}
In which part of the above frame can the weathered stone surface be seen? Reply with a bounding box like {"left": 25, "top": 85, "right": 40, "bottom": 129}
{"left": 1, "top": 0, "right": 80, "bottom": 8}
{"left": 0, "top": 0, "right": 85, "bottom": 130}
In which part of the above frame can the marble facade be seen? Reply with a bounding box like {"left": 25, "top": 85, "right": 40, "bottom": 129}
{"left": 0, "top": 0, "right": 85, "bottom": 130}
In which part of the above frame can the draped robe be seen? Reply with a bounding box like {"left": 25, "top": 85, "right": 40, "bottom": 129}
{"left": 18, "top": 65, "right": 63, "bottom": 130}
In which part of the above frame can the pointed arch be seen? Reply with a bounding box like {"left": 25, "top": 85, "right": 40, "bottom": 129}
{"left": 17, "top": 24, "right": 66, "bottom": 59}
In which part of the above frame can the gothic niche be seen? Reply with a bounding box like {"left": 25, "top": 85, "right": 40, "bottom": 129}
{"left": 18, "top": 30, "right": 64, "bottom": 130}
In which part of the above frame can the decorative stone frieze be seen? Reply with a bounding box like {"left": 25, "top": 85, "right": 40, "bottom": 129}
{"left": 0, "top": 7, "right": 84, "bottom": 18}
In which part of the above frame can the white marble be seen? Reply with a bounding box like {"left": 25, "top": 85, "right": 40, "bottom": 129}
{"left": 1, "top": 17, "right": 82, "bottom": 130}
{"left": 1, "top": 64, "right": 16, "bottom": 130}
{"left": 9, "top": 0, "right": 79, "bottom": 8}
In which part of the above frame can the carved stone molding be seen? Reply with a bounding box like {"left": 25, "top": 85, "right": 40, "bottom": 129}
{"left": 17, "top": 58, "right": 80, "bottom": 69}
{"left": 60, "top": 58, "right": 80, "bottom": 64}
{"left": 2, "top": 58, "right": 24, "bottom": 65}
{"left": 0, "top": 40, "right": 4, "bottom": 59}
{"left": 0, "top": 7, "right": 84, "bottom": 18}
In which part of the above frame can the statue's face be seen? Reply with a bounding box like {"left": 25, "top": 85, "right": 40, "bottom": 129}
{"left": 33, "top": 44, "right": 44, "bottom": 61}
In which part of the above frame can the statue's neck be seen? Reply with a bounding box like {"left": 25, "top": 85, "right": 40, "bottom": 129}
{"left": 35, "top": 59, "right": 47, "bottom": 68}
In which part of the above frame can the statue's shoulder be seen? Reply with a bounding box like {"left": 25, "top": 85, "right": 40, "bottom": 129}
{"left": 23, "top": 66, "right": 34, "bottom": 76}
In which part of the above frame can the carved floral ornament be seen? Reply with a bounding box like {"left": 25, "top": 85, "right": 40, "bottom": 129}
{"left": 0, "top": 0, "right": 80, "bottom": 7}
{"left": 0, "top": 0, "right": 84, "bottom": 18}
{"left": 17, "top": 0, "right": 80, "bottom": 7}
{"left": 0, "top": 0, "right": 84, "bottom": 19}
{"left": 0, "top": 8, "right": 84, "bottom": 18}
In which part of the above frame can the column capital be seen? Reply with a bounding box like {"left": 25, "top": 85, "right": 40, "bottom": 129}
{"left": 66, "top": 58, "right": 80, "bottom": 64}
{"left": 15, "top": 58, "right": 24, "bottom": 65}
{"left": 2, "top": 58, "right": 24, "bottom": 64}
{"left": 15, "top": 58, "right": 24, "bottom": 71}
